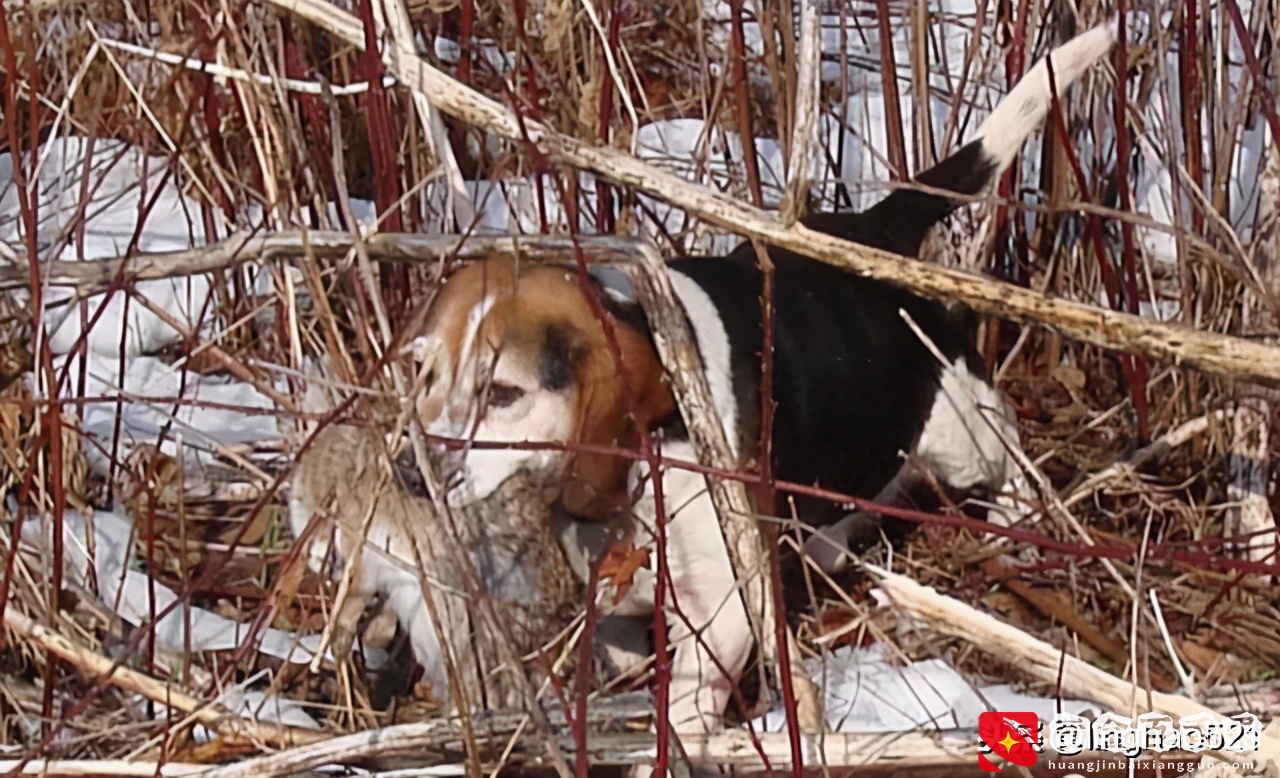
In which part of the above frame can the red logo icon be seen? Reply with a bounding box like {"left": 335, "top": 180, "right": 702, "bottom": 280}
{"left": 978, "top": 712, "right": 1040, "bottom": 772}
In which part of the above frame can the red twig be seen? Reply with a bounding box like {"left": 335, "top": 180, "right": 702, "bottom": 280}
{"left": 355, "top": 0, "right": 410, "bottom": 316}
{"left": 196, "top": 15, "right": 235, "bottom": 221}
{"left": 1042, "top": 30, "right": 1149, "bottom": 441}
{"left": 0, "top": 0, "right": 64, "bottom": 745}
{"left": 1110, "top": 5, "right": 1152, "bottom": 440}
{"left": 594, "top": 0, "right": 624, "bottom": 233}
{"left": 728, "top": 0, "right": 765, "bottom": 207}
{"left": 282, "top": 19, "right": 340, "bottom": 223}
{"left": 646, "top": 437, "right": 672, "bottom": 776}
{"left": 1179, "top": 0, "right": 1205, "bottom": 235}
{"left": 573, "top": 567, "right": 601, "bottom": 778}
{"left": 0, "top": 0, "right": 43, "bottom": 645}
{"left": 723, "top": 18, "right": 790, "bottom": 756}
{"left": 756, "top": 244, "right": 798, "bottom": 778}
{"left": 1223, "top": 0, "right": 1280, "bottom": 144}
{"left": 768, "top": 504, "right": 804, "bottom": 778}
{"left": 876, "top": 0, "right": 908, "bottom": 181}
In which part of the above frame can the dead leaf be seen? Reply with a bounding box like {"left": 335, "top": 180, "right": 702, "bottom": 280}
{"left": 597, "top": 540, "right": 651, "bottom": 606}
{"left": 215, "top": 505, "right": 276, "bottom": 546}
{"left": 1178, "top": 639, "right": 1225, "bottom": 675}
{"left": 121, "top": 445, "right": 183, "bottom": 509}
{"left": 1050, "top": 365, "right": 1088, "bottom": 399}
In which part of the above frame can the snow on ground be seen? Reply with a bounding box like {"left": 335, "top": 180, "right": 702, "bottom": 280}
{"left": 59, "top": 352, "right": 282, "bottom": 478}
{"left": 752, "top": 643, "right": 1099, "bottom": 733}
{"left": 0, "top": 137, "right": 217, "bottom": 357}
{"left": 10, "top": 502, "right": 330, "bottom": 731}
{"left": 19, "top": 507, "right": 331, "bottom": 668}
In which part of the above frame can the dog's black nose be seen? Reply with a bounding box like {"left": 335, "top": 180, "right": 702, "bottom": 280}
{"left": 392, "top": 447, "right": 431, "bottom": 497}
{"left": 425, "top": 442, "right": 467, "bottom": 491}
{"left": 389, "top": 441, "right": 462, "bottom": 499}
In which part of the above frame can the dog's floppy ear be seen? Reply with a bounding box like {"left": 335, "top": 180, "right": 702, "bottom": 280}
{"left": 560, "top": 320, "right": 675, "bottom": 521}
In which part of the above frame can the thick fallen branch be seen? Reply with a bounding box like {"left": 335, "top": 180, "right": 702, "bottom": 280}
{"left": 14, "top": 229, "right": 1280, "bottom": 390}
{"left": 197, "top": 718, "right": 978, "bottom": 777}
{"left": 193, "top": 700, "right": 1271, "bottom": 777}
{"left": 869, "top": 567, "right": 1280, "bottom": 772}
{"left": 247, "top": 0, "right": 1280, "bottom": 388}
{"left": 0, "top": 760, "right": 207, "bottom": 776}
{"left": 2, "top": 608, "right": 324, "bottom": 748}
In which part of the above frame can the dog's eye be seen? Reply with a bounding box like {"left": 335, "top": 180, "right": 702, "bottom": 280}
{"left": 487, "top": 383, "right": 525, "bottom": 409}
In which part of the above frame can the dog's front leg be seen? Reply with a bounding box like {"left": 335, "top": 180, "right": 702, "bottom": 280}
{"left": 659, "top": 488, "right": 752, "bottom": 736}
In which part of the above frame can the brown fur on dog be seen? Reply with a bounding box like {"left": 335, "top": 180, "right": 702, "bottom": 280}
{"left": 413, "top": 257, "right": 675, "bottom": 520}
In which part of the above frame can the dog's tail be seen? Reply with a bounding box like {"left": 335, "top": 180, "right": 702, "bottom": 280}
{"left": 806, "top": 20, "right": 1117, "bottom": 255}
{"left": 965, "top": 20, "right": 1117, "bottom": 185}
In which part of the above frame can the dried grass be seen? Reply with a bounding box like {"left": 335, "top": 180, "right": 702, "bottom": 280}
{"left": 1, "top": 0, "right": 1278, "bottom": 773}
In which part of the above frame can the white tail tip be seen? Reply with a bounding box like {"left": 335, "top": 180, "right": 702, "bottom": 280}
{"left": 974, "top": 19, "right": 1120, "bottom": 173}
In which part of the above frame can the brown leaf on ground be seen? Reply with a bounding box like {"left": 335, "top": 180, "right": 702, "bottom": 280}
{"left": 121, "top": 444, "right": 184, "bottom": 509}
{"left": 1050, "top": 365, "right": 1088, "bottom": 398}
{"left": 409, "top": 679, "right": 447, "bottom": 714}
{"left": 598, "top": 540, "right": 652, "bottom": 607}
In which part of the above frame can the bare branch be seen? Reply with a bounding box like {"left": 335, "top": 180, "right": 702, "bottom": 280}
{"left": 869, "top": 567, "right": 1280, "bottom": 771}
{"left": 781, "top": 0, "right": 821, "bottom": 226}
{"left": 16, "top": 228, "right": 1280, "bottom": 387}
{"left": 255, "top": 0, "right": 1280, "bottom": 388}
{"left": 196, "top": 708, "right": 979, "bottom": 776}
{"left": 2, "top": 607, "right": 323, "bottom": 748}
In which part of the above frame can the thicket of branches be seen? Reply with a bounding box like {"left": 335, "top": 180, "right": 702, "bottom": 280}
{"left": 0, "top": 0, "right": 1278, "bottom": 773}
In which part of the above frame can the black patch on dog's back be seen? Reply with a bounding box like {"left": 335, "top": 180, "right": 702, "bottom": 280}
{"left": 798, "top": 140, "right": 998, "bottom": 258}
{"left": 653, "top": 137, "right": 1003, "bottom": 529}
{"left": 669, "top": 254, "right": 979, "bottom": 530}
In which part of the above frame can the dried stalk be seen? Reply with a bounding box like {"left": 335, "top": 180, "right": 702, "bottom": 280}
{"left": 1, "top": 607, "right": 323, "bottom": 747}
{"left": 1058, "top": 411, "right": 1226, "bottom": 512}
{"left": 869, "top": 567, "right": 1280, "bottom": 771}
{"left": 14, "top": 228, "right": 1280, "bottom": 388}
{"left": 0, "top": 760, "right": 207, "bottom": 776}
{"left": 780, "top": 0, "right": 820, "bottom": 226}
{"left": 196, "top": 712, "right": 979, "bottom": 776}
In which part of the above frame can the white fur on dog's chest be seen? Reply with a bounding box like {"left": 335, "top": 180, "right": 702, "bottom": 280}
{"left": 915, "top": 358, "right": 1021, "bottom": 491}
{"left": 561, "top": 440, "right": 727, "bottom": 617}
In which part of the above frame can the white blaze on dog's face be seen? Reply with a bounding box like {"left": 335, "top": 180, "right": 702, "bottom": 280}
{"left": 411, "top": 257, "right": 675, "bottom": 520}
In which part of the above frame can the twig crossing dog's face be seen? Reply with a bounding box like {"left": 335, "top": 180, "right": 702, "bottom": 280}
{"left": 410, "top": 257, "right": 674, "bottom": 520}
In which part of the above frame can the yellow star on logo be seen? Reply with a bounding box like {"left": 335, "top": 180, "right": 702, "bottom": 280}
{"left": 998, "top": 731, "right": 1020, "bottom": 752}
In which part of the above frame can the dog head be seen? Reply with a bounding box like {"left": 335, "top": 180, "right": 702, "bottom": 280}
{"left": 409, "top": 256, "right": 675, "bottom": 520}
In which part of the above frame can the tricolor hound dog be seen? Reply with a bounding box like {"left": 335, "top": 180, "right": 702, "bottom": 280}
{"left": 408, "top": 22, "right": 1116, "bottom": 735}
